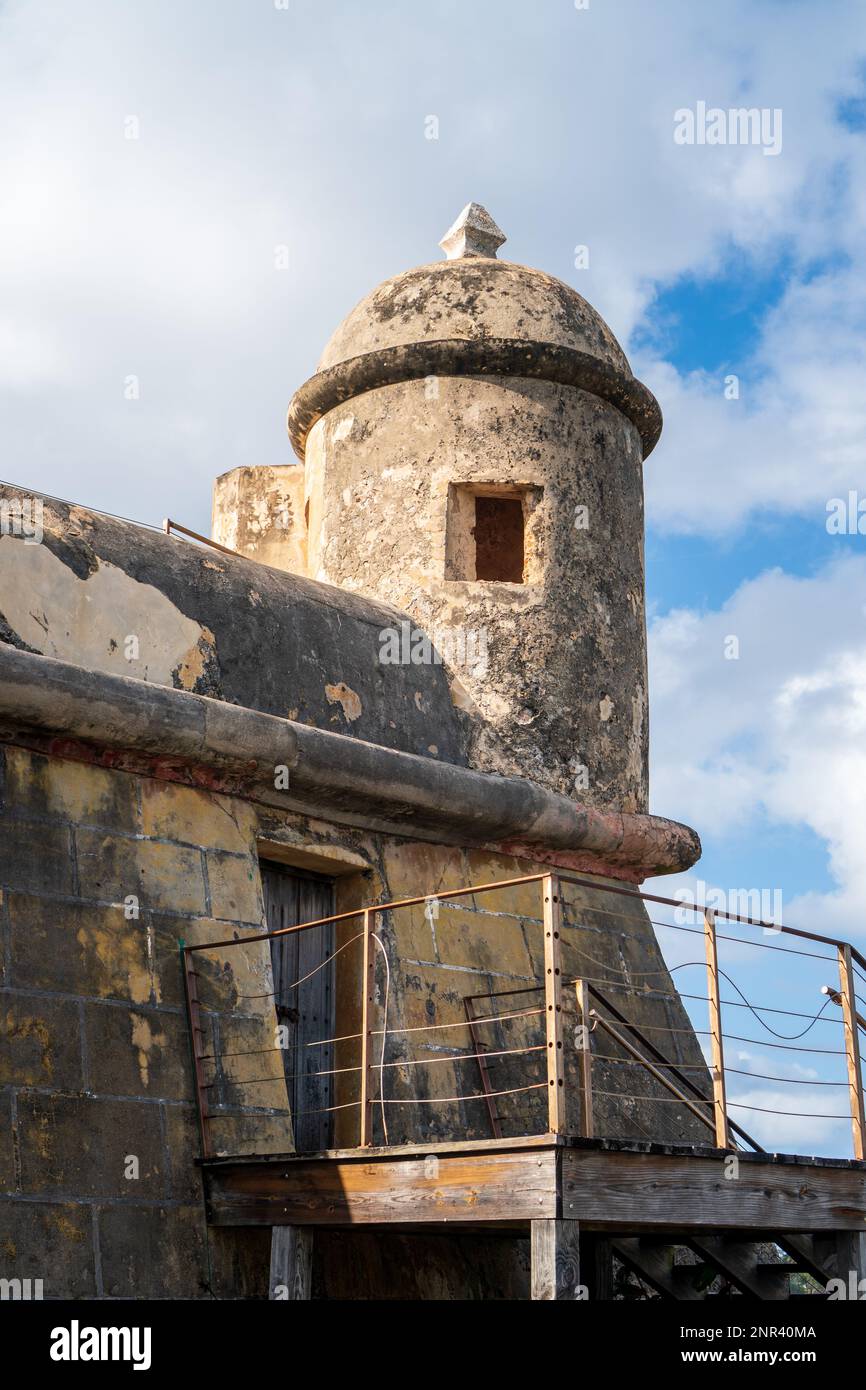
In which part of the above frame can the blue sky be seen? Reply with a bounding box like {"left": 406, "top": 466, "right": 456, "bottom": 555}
{"left": 1, "top": 0, "right": 865, "bottom": 1152}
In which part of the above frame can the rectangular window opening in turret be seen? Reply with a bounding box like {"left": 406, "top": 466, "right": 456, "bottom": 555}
{"left": 474, "top": 495, "right": 523, "bottom": 580}
{"left": 445, "top": 482, "right": 540, "bottom": 583}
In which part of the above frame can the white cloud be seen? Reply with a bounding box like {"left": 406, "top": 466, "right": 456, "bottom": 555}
{"left": 709, "top": 1044, "right": 851, "bottom": 1153}
{"left": 649, "top": 554, "right": 866, "bottom": 939}
{"left": 640, "top": 261, "right": 866, "bottom": 534}
{"left": 1, "top": 0, "right": 865, "bottom": 534}
{"left": 724, "top": 1085, "right": 850, "bottom": 1154}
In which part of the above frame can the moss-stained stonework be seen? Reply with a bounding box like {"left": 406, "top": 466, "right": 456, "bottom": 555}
{"left": 0, "top": 743, "right": 706, "bottom": 1298}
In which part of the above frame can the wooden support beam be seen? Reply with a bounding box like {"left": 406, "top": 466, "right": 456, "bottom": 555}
{"left": 560, "top": 1146, "right": 866, "bottom": 1233}
{"left": 611, "top": 1238, "right": 703, "bottom": 1301}
{"left": 542, "top": 875, "right": 565, "bottom": 1135}
{"left": 829, "top": 1231, "right": 866, "bottom": 1290}
{"left": 205, "top": 1138, "right": 866, "bottom": 1237}
{"left": 776, "top": 1233, "right": 827, "bottom": 1284}
{"left": 359, "top": 908, "right": 376, "bottom": 1147}
{"left": 531, "top": 1218, "right": 582, "bottom": 1300}
{"left": 580, "top": 1233, "right": 612, "bottom": 1300}
{"left": 687, "top": 1236, "right": 790, "bottom": 1300}
{"left": 806, "top": 1231, "right": 866, "bottom": 1294}
{"left": 574, "top": 978, "right": 594, "bottom": 1139}
{"left": 207, "top": 1144, "right": 559, "bottom": 1227}
{"left": 269, "top": 1226, "right": 313, "bottom": 1300}
{"left": 837, "top": 944, "right": 866, "bottom": 1161}
{"left": 703, "top": 909, "right": 730, "bottom": 1148}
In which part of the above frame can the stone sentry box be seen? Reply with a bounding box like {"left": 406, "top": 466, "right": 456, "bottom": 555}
{"left": 289, "top": 205, "right": 661, "bottom": 809}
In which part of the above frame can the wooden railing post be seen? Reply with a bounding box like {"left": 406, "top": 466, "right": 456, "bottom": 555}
{"left": 573, "top": 978, "right": 594, "bottom": 1139}
{"left": 837, "top": 944, "right": 866, "bottom": 1160}
{"left": 359, "top": 909, "right": 376, "bottom": 1147}
{"left": 703, "top": 908, "right": 730, "bottom": 1148}
{"left": 543, "top": 875, "right": 565, "bottom": 1135}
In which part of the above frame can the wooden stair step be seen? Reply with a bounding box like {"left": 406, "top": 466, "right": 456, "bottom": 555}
{"left": 687, "top": 1236, "right": 790, "bottom": 1300}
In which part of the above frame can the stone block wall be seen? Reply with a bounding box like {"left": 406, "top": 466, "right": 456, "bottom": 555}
{"left": 0, "top": 739, "right": 709, "bottom": 1298}
{"left": 0, "top": 744, "right": 284, "bottom": 1299}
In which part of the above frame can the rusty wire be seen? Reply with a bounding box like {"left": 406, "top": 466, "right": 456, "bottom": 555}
{"left": 379, "top": 1082, "right": 546, "bottom": 1105}
{"left": 205, "top": 1043, "right": 546, "bottom": 1092}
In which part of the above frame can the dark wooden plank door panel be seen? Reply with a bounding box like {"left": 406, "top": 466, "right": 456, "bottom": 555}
{"left": 261, "top": 864, "right": 335, "bottom": 1152}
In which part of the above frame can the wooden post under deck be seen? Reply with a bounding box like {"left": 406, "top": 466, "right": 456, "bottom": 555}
{"left": 269, "top": 1226, "right": 313, "bottom": 1300}
{"left": 531, "top": 1218, "right": 582, "bottom": 1300}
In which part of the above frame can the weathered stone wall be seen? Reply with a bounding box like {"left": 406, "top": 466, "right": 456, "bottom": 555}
{"left": 305, "top": 374, "right": 649, "bottom": 809}
{"left": 212, "top": 464, "right": 307, "bottom": 574}
{"left": 0, "top": 487, "right": 468, "bottom": 766}
{"left": 0, "top": 741, "right": 707, "bottom": 1298}
{"left": 0, "top": 745, "right": 287, "bottom": 1299}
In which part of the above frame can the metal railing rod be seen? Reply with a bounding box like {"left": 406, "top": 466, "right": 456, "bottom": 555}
{"left": 585, "top": 981, "right": 763, "bottom": 1152}
{"left": 552, "top": 871, "right": 860, "bottom": 957}
{"left": 162, "top": 517, "right": 245, "bottom": 559}
{"left": 183, "top": 869, "right": 866, "bottom": 977}
{"left": 589, "top": 1011, "right": 716, "bottom": 1135}
{"left": 183, "top": 873, "right": 550, "bottom": 954}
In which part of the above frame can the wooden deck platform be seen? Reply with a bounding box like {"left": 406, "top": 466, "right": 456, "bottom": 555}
{"left": 202, "top": 1134, "right": 866, "bottom": 1234}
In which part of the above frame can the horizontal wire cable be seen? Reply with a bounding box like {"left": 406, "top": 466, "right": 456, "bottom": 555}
{"left": 723, "top": 1067, "right": 849, "bottom": 1087}
{"left": 272, "top": 1099, "right": 361, "bottom": 1118}
{"left": 0, "top": 475, "right": 165, "bottom": 532}
{"left": 648, "top": 916, "right": 837, "bottom": 962}
{"left": 202, "top": 1007, "right": 545, "bottom": 1072}
{"left": 591, "top": 1052, "right": 708, "bottom": 1073}
{"left": 722, "top": 1032, "right": 846, "bottom": 1056}
{"left": 573, "top": 951, "right": 838, "bottom": 1040}
{"left": 378, "top": 1006, "right": 544, "bottom": 1037}
{"left": 387, "top": 1044, "right": 544, "bottom": 1069}
{"left": 205, "top": 1107, "right": 294, "bottom": 1118}
{"left": 590, "top": 1086, "right": 847, "bottom": 1121}
{"left": 549, "top": 892, "right": 837, "bottom": 964}
{"left": 263, "top": 930, "right": 364, "bottom": 1000}
{"left": 378, "top": 1082, "right": 546, "bottom": 1105}
{"left": 200, "top": 1047, "right": 283, "bottom": 1061}
{"left": 678, "top": 990, "right": 836, "bottom": 1022}
{"left": 203, "top": 1074, "right": 303, "bottom": 1090}
{"left": 715, "top": 967, "right": 838, "bottom": 1041}
{"left": 726, "top": 1100, "right": 849, "bottom": 1120}
{"left": 588, "top": 1019, "right": 711, "bottom": 1037}
{"left": 591, "top": 1088, "right": 709, "bottom": 1106}
{"left": 208, "top": 1043, "right": 546, "bottom": 1090}
{"left": 569, "top": 974, "right": 701, "bottom": 1006}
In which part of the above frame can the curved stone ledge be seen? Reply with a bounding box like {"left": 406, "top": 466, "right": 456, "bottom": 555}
{"left": 287, "top": 337, "right": 663, "bottom": 463}
{"left": 0, "top": 644, "right": 699, "bottom": 880}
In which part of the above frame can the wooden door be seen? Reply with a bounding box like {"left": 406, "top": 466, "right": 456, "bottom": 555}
{"left": 261, "top": 863, "right": 335, "bottom": 1152}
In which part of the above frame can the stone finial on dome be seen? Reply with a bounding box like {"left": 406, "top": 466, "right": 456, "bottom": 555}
{"left": 439, "top": 202, "right": 506, "bottom": 260}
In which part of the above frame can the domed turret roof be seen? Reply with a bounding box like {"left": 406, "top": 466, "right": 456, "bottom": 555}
{"left": 288, "top": 204, "right": 661, "bottom": 461}
{"left": 317, "top": 256, "right": 631, "bottom": 378}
